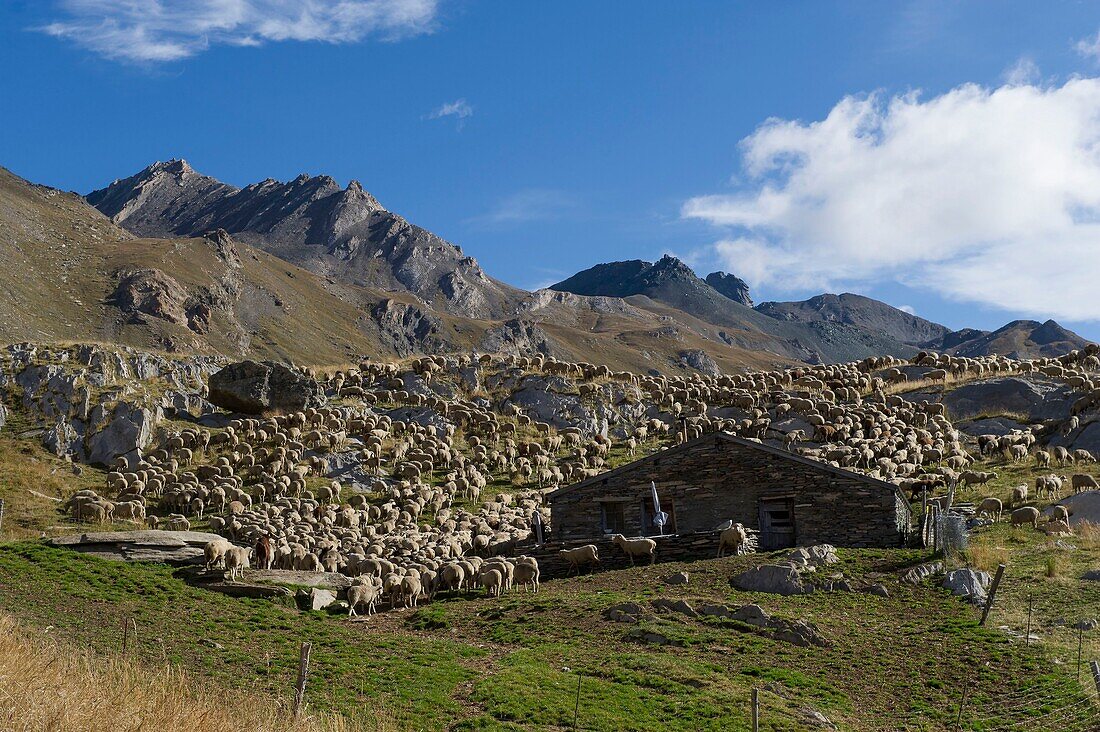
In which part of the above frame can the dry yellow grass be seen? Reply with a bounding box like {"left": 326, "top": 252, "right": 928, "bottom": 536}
{"left": 0, "top": 611, "right": 380, "bottom": 732}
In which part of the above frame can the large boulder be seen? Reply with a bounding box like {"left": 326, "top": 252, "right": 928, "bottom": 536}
{"left": 942, "top": 568, "right": 991, "bottom": 605}
{"left": 938, "top": 377, "right": 1073, "bottom": 422}
{"left": 730, "top": 563, "right": 810, "bottom": 596}
{"left": 208, "top": 360, "right": 325, "bottom": 415}
{"left": 86, "top": 402, "right": 156, "bottom": 466}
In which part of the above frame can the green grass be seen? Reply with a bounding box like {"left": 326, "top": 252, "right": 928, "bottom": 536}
{"left": 1, "top": 541, "right": 1095, "bottom": 731}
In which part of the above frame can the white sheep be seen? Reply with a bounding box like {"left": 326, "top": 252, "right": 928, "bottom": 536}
{"left": 348, "top": 581, "right": 380, "bottom": 618}
{"left": 610, "top": 534, "right": 657, "bottom": 566}
{"left": 513, "top": 557, "right": 540, "bottom": 593}
{"left": 1010, "top": 506, "right": 1040, "bottom": 529}
{"left": 717, "top": 523, "right": 748, "bottom": 558}
{"left": 480, "top": 567, "right": 504, "bottom": 597}
{"left": 559, "top": 545, "right": 600, "bottom": 575}
{"left": 224, "top": 545, "right": 251, "bottom": 581}
{"left": 975, "top": 497, "right": 1002, "bottom": 522}
{"left": 203, "top": 538, "right": 231, "bottom": 570}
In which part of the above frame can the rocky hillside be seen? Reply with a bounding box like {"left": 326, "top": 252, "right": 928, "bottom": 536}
{"left": 87, "top": 160, "right": 523, "bottom": 320}
{"left": 942, "top": 319, "right": 1090, "bottom": 359}
{"left": 756, "top": 293, "right": 951, "bottom": 346}
{"left": 552, "top": 256, "right": 937, "bottom": 363}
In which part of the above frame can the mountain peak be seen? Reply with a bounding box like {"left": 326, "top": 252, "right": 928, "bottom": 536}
{"left": 705, "top": 271, "right": 752, "bottom": 307}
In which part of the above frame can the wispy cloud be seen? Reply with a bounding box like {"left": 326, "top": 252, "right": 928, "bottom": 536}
{"left": 38, "top": 0, "right": 441, "bottom": 63}
{"left": 898, "top": 305, "right": 916, "bottom": 315}
{"left": 683, "top": 78, "right": 1100, "bottom": 322}
{"left": 425, "top": 98, "right": 473, "bottom": 128}
{"left": 1076, "top": 30, "right": 1100, "bottom": 64}
{"left": 1002, "top": 56, "right": 1040, "bottom": 86}
{"left": 470, "top": 189, "right": 576, "bottom": 226}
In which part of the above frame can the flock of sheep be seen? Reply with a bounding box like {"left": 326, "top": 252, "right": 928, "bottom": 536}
{"left": 61, "top": 345, "right": 1100, "bottom": 615}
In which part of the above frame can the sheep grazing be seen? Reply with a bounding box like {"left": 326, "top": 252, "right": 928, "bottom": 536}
{"left": 717, "top": 523, "right": 748, "bottom": 558}
{"left": 610, "top": 534, "right": 657, "bottom": 566}
{"left": 224, "top": 545, "right": 251, "bottom": 581}
{"left": 1010, "top": 506, "right": 1040, "bottom": 529}
{"left": 976, "top": 498, "right": 1002, "bottom": 522}
{"left": 558, "top": 544, "right": 600, "bottom": 575}
{"left": 1049, "top": 505, "right": 1071, "bottom": 525}
{"left": 1071, "top": 474, "right": 1100, "bottom": 494}
{"left": 1010, "top": 485, "right": 1028, "bottom": 507}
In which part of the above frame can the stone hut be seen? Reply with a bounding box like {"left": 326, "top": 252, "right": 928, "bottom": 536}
{"left": 547, "top": 433, "right": 912, "bottom": 549}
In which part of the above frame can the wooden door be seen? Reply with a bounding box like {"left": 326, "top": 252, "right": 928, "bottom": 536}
{"left": 759, "top": 498, "right": 796, "bottom": 550}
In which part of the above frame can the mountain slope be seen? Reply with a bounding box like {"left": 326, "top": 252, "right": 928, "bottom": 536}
{"left": 1, "top": 165, "right": 797, "bottom": 372}
{"left": 87, "top": 160, "right": 523, "bottom": 320}
{"left": 941, "top": 319, "right": 1090, "bottom": 359}
{"left": 755, "top": 293, "right": 950, "bottom": 346}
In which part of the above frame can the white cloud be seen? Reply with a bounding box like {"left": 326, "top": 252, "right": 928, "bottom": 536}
{"left": 1076, "top": 31, "right": 1100, "bottom": 64}
{"left": 1002, "top": 57, "right": 1040, "bottom": 86}
{"left": 683, "top": 78, "right": 1100, "bottom": 322}
{"left": 898, "top": 304, "right": 916, "bottom": 315}
{"left": 426, "top": 98, "right": 473, "bottom": 127}
{"left": 471, "top": 189, "right": 575, "bottom": 226}
{"left": 39, "top": 0, "right": 440, "bottom": 63}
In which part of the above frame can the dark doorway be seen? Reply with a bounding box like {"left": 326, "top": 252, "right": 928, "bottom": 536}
{"left": 759, "top": 498, "right": 796, "bottom": 550}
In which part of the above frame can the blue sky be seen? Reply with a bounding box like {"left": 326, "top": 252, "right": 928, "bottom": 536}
{"left": 4, "top": 1, "right": 1100, "bottom": 339}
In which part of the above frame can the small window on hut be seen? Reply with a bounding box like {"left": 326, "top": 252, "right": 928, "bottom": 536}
{"left": 600, "top": 502, "right": 625, "bottom": 534}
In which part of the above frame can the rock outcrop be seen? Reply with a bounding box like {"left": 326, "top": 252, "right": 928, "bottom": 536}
{"left": 207, "top": 360, "right": 326, "bottom": 415}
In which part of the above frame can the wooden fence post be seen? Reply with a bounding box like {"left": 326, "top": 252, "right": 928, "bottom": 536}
{"left": 751, "top": 687, "right": 759, "bottom": 732}
{"left": 955, "top": 676, "right": 971, "bottom": 731}
{"left": 294, "top": 642, "right": 312, "bottom": 717}
{"left": 0, "top": 498, "right": 5, "bottom": 533}
{"left": 979, "top": 564, "right": 1006, "bottom": 626}
{"left": 1090, "top": 661, "right": 1100, "bottom": 697}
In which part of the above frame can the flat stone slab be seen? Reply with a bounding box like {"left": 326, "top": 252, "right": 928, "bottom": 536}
{"left": 247, "top": 569, "right": 353, "bottom": 590}
{"left": 50, "top": 530, "right": 224, "bottom": 565}
{"left": 51, "top": 530, "right": 222, "bottom": 547}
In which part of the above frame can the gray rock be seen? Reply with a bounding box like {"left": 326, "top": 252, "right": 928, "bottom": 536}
{"left": 901, "top": 561, "right": 944, "bottom": 585}
{"left": 862, "top": 583, "right": 890, "bottom": 598}
{"left": 1083, "top": 570, "right": 1100, "bottom": 582}
{"left": 731, "top": 563, "right": 810, "bottom": 596}
{"left": 942, "top": 568, "right": 991, "bottom": 605}
{"left": 1073, "top": 618, "right": 1099, "bottom": 631}
{"left": 208, "top": 360, "right": 326, "bottom": 415}
{"left": 298, "top": 588, "right": 338, "bottom": 611}
{"left": 787, "top": 545, "right": 839, "bottom": 569}
{"left": 86, "top": 402, "right": 156, "bottom": 466}
{"left": 938, "top": 377, "right": 1073, "bottom": 422}
{"left": 604, "top": 602, "right": 646, "bottom": 623}
{"left": 651, "top": 598, "right": 697, "bottom": 617}
{"left": 664, "top": 571, "right": 690, "bottom": 586}
{"left": 730, "top": 604, "right": 771, "bottom": 627}
{"left": 50, "top": 530, "right": 223, "bottom": 565}
{"left": 0, "top": 402, "right": 6, "bottom": 432}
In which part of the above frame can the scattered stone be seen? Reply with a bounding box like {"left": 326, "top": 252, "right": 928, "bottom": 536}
{"left": 624, "top": 627, "right": 680, "bottom": 646}
{"left": 1083, "top": 569, "right": 1100, "bottom": 582}
{"left": 862, "top": 583, "right": 890, "bottom": 598}
{"left": 731, "top": 563, "right": 809, "bottom": 596}
{"left": 664, "top": 571, "right": 690, "bottom": 586}
{"left": 298, "top": 588, "right": 338, "bottom": 611}
{"left": 199, "top": 638, "right": 224, "bottom": 650}
{"left": 942, "top": 568, "right": 991, "bottom": 605}
{"left": 901, "top": 561, "right": 944, "bottom": 585}
{"left": 604, "top": 602, "right": 646, "bottom": 624}
{"left": 1074, "top": 618, "right": 1099, "bottom": 631}
{"left": 651, "top": 598, "right": 697, "bottom": 617}
{"left": 787, "top": 544, "right": 839, "bottom": 569}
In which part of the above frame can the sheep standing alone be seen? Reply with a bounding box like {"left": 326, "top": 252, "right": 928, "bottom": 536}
{"left": 224, "top": 546, "right": 251, "bottom": 581}
{"left": 717, "top": 523, "right": 748, "bottom": 558}
{"left": 558, "top": 545, "right": 600, "bottom": 575}
{"left": 348, "top": 580, "right": 381, "bottom": 618}
{"left": 203, "top": 539, "right": 231, "bottom": 570}
{"left": 611, "top": 534, "right": 657, "bottom": 566}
